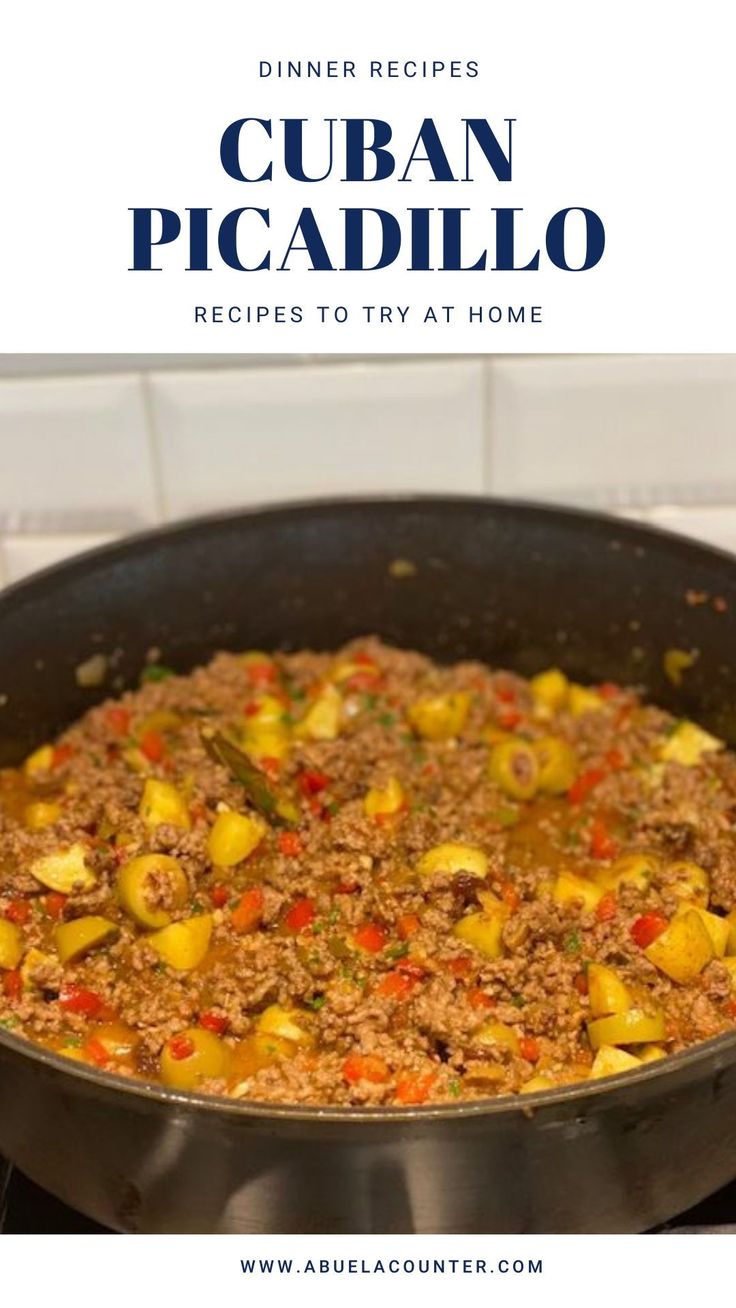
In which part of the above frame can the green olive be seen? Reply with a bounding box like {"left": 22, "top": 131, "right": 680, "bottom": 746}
{"left": 160, "top": 1027, "right": 231, "bottom": 1090}
{"left": 117, "top": 854, "right": 189, "bottom": 929}
{"left": 488, "top": 739, "right": 539, "bottom": 801}
{"left": 533, "top": 736, "right": 579, "bottom": 794}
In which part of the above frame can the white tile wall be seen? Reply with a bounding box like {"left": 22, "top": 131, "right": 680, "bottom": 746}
{"left": 0, "top": 533, "right": 118, "bottom": 585}
{"left": 487, "top": 355, "right": 736, "bottom": 508}
{"left": 148, "top": 361, "right": 485, "bottom": 517}
{"left": 0, "top": 354, "right": 735, "bottom": 585}
{"left": 0, "top": 375, "right": 157, "bottom": 532}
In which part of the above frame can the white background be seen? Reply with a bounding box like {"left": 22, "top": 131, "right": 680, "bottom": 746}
{"left": 0, "top": 0, "right": 734, "bottom": 352}
{"left": 0, "top": 1233, "right": 733, "bottom": 1292}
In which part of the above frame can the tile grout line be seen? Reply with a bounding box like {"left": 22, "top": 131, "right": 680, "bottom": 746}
{"left": 139, "top": 371, "right": 167, "bottom": 525}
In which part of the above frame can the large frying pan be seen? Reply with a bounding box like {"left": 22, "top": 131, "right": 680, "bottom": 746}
{"left": 2, "top": 495, "right": 736, "bottom": 1234}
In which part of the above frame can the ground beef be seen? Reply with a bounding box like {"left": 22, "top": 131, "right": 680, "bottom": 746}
{"left": 1, "top": 637, "right": 735, "bottom": 1107}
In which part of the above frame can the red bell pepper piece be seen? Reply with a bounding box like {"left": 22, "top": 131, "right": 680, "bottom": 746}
{"left": 499, "top": 879, "right": 521, "bottom": 912}
{"left": 278, "top": 832, "right": 303, "bottom": 857}
{"left": 298, "top": 769, "right": 330, "bottom": 797}
{"left": 104, "top": 706, "right": 131, "bottom": 736}
{"left": 568, "top": 766, "right": 606, "bottom": 805}
{"left": 468, "top": 987, "right": 495, "bottom": 1010}
{"left": 342, "top": 1052, "right": 390, "bottom": 1084}
{"left": 394, "top": 1071, "right": 436, "bottom": 1105}
{"left": 168, "top": 1034, "right": 195, "bottom": 1061}
{"left": 246, "top": 661, "right": 278, "bottom": 687}
{"left": 631, "top": 912, "right": 669, "bottom": 949}
{"left": 140, "top": 729, "right": 165, "bottom": 763}
{"left": 5, "top": 899, "right": 31, "bottom": 926}
{"left": 353, "top": 922, "right": 387, "bottom": 953}
{"left": 2, "top": 969, "right": 21, "bottom": 999}
{"left": 231, "top": 886, "right": 264, "bottom": 935}
{"left": 284, "top": 897, "right": 316, "bottom": 934}
{"left": 59, "top": 983, "right": 104, "bottom": 1018}
{"left": 397, "top": 913, "right": 420, "bottom": 940}
{"left": 595, "top": 892, "right": 617, "bottom": 922}
{"left": 84, "top": 1037, "right": 111, "bottom": 1068}
{"left": 199, "top": 1011, "right": 229, "bottom": 1035}
{"left": 376, "top": 971, "right": 415, "bottom": 1000}
{"left": 589, "top": 816, "right": 617, "bottom": 861}
{"left": 519, "top": 1036, "right": 541, "bottom": 1063}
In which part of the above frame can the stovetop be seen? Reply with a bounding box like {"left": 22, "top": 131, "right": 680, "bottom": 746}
{"left": 2, "top": 1157, "right": 736, "bottom": 1233}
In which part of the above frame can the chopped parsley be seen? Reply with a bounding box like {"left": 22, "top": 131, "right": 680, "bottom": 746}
{"left": 564, "top": 930, "right": 582, "bottom": 956}
{"left": 140, "top": 663, "right": 175, "bottom": 684}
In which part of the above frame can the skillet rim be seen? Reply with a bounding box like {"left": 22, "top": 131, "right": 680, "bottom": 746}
{"left": 2, "top": 491, "right": 736, "bottom": 1124}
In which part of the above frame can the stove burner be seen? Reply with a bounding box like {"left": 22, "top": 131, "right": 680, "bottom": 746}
{"left": 1, "top": 1160, "right": 735, "bottom": 1233}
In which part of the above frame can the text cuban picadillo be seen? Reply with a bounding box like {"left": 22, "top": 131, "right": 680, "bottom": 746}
{"left": 129, "top": 117, "right": 605, "bottom": 273}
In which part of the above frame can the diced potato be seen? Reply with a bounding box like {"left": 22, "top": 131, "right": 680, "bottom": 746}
{"left": 23, "top": 743, "right": 55, "bottom": 777}
{"left": 117, "top": 854, "right": 189, "bottom": 929}
{"left": 453, "top": 909, "right": 507, "bottom": 958}
{"left": 95, "top": 1021, "right": 139, "bottom": 1059}
{"left": 20, "top": 948, "right": 58, "bottom": 992}
{"left": 257, "top": 1004, "right": 313, "bottom": 1047}
{"left": 148, "top": 914, "right": 213, "bottom": 970}
{"left": 644, "top": 910, "right": 715, "bottom": 983}
{"left": 568, "top": 684, "right": 605, "bottom": 716}
{"left": 721, "top": 957, "right": 736, "bottom": 985}
{"left": 207, "top": 810, "right": 267, "bottom": 867}
{"left": 242, "top": 695, "right": 285, "bottom": 727}
{"left": 0, "top": 919, "right": 23, "bottom": 970}
{"left": 552, "top": 871, "right": 604, "bottom": 913}
{"left": 587, "top": 1008, "right": 666, "bottom": 1049}
{"left": 160, "top": 1027, "right": 230, "bottom": 1090}
{"left": 330, "top": 659, "right": 368, "bottom": 683}
{"left": 139, "top": 778, "right": 191, "bottom": 831}
{"left": 603, "top": 852, "right": 659, "bottom": 893}
{"left": 520, "top": 1074, "right": 557, "bottom": 1093}
{"left": 294, "top": 684, "right": 343, "bottom": 741}
{"left": 488, "top": 740, "right": 539, "bottom": 800}
{"left": 417, "top": 842, "right": 488, "bottom": 881}
{"left": 663, "top": 648, "right": 696, "bottom": 688}
{"left": 726, "top": 909, "right": 736, "bottom": 956}
{"left": 477, "top": 889, "right": 510, "bottom": 915}
{"left": 589, "top": 1045, "right": 642, "bottom": 1078}
{"left": 638, "top": 1044, "right": 667, "bottom": 1063}
{"left": 407, "top": 692, "right": 470, "bottom": 741}
{"left": 530, "top": 667, "right": 569, "bottom": 714}
{"left": 660, "top": 721, "right": 724, "bottom": 766}
{"left": 55, "top": 915, "right": 118, "bottom": 964}
{"left": 533, "top": 736, "right": 578, "bottom": 794}
{"left": 475, "top": 1021, "right": 521, "bottom": 1056}
{"left": 31, "top": 843, "right": 96, "bottom": 894}
{"left": 674, "top": 904, "right": 729, "bottom": 958}
{"left": 364, "top": 776, "right": 406, "bottom": 818}
{"left": 669, "top": 860, "right": 710, "bottom": 908}
{"left": 23, "top": 801, "right": 62, "bottom": 830}
{"left": 587, "top": 963, "right": 631, "bottom": 1018}
{"left": 243, "top": 724, "right": 291, "bottom": 763}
